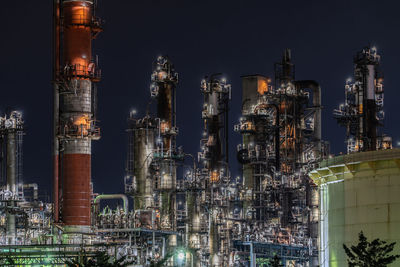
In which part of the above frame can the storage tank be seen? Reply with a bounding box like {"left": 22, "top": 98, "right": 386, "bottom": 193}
{"left": 309, "top": 149, "right": 400, "bottom": 267}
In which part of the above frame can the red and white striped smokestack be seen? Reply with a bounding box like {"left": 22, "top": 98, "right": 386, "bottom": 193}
{"left": 53, "top": 0, "right": 102, "bottom": 231}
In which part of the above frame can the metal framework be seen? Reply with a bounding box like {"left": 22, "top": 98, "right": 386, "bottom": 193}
{"left": 233, "top": 50, "right": 327, "bottom": 266}
{"left": 334, "top": 46, "right": 391, "bottom": 153}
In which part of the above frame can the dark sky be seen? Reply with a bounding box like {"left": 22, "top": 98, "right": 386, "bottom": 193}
{"left": 0, "top": 0, "right": 399, "bottom": 198}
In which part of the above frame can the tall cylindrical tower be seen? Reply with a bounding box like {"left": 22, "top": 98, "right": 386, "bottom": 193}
{"left": 125, "top": 115, "right": 157, "bottom": 211}
{"left": 150, "top": 56, "right": 179, "bottom": 231}
{"left": 198, "top": 75, "right": 231, "bottom": 266}
{"left": 53, "top": 0, "right": 102, "bottom": 231}
{"left": 334, "top": 46, "right": 388, "bottom": 153}
{"left": 0, "top": 111, "right": 24, "bottom": 244}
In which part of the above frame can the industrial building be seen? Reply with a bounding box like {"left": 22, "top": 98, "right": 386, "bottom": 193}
{"left": 0, "top": 1, "right": 398, "bottom": 267}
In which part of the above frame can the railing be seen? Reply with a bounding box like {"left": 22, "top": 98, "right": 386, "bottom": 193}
{"left": 60, "top": 63, "right": 101, "bottom": 81}
{"left": 316, "top": 148, "right": 400, "bottom": 169}
{"left": 58, "top": 124, "right": 100, "bottom": 139}
{"left": 64, "top": 14, "right": 103, "bottom": 29}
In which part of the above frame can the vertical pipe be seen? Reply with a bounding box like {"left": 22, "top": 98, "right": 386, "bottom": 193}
{"left": 7, "top": 132, "right": 16, "bottom": 194}
{"left": 225, "top": 95, "right": 229, "bottom": 165}
{"left": 53, "top": 0, "right": 60, "bottom": 223}
{"left": 249, "top": 242, "right": 255, "bottom": 267}
{"left": 152, "top": 57, "right": 178, "bottom": 231}
{"left": 6, "top": 131, "right": 16, "bottom": 244}
{"left": 57, "top": 0, "right": 101, "bottom": 230}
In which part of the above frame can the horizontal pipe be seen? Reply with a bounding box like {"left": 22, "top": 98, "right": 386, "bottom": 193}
{"left": 94, "top": 194, "right": 129, "bottom": 214}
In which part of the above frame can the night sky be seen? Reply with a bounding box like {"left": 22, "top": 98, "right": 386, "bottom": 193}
{"left": 0, "top": 0, "right": 399, "bottom": 199}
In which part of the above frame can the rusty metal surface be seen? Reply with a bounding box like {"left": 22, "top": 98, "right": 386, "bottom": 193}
{"left": 62, "top": 1, "right": 92, "bottom": 75}
{"left": 61, "top": 154, "right": 91, "bottom": 226}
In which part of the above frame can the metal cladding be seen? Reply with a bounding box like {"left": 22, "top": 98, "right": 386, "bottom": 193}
{"left": 53, "top": 0, "right": 102, "bottom": 228}
{"left": 309, "top": 150, "right": 400, "bottom": 267}
{"left": 62, "top": 154, "right": 91, "bottom": 225}
{"left": 334, "top": 46, "right": 391, "bottom": 153}
{"left": 125, "top": 115, "right": 157, "bottom": 210}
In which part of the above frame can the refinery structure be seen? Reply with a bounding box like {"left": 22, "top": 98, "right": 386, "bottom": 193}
{"left": 0, "top": 1, "right": 399, "bottom": 267}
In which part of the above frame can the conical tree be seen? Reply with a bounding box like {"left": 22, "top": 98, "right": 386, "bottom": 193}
{"left": 343, "top": 231, "right": 400, "bottom": 267}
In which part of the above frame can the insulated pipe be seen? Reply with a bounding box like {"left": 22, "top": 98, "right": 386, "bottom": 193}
{"left": 6, "top": 131, "right": 16, "bottom": 244}
{"left": 6, "top": 132, "right": 17, "bottom": 195}
{"left": 94, "top": 194, "right": 129, "bottom": 214}
{"left": 295, "top": 80, "right": 322, "bottom": 153}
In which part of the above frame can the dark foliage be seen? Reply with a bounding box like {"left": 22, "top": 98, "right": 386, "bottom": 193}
{"left": 343, "top": 231, "right": 400, "bottom": 267}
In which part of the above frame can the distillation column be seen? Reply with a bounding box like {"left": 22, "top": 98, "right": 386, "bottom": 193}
{"left": 150, "top": 56, "right": 179, "bottom": 232}
{"left": 198, "top": 75, "right": 231, "bottom": 267}
{"left": 334, "top": 46, "right": 389, "bottom": 152}
{"left": 53, "top": 0, "right": 102, "bottom": 232}
{"left": 125, "top": 115, "right": 157, "bottom": 211}
{"left": 0, "top": 111, "right": 24, "bottom": 244}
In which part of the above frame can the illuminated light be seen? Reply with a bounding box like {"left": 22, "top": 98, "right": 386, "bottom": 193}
{"left": 177, "top": 251, "right": 185, "bottom": 260}
{"left": 257, "top": 79, "right": 268, "bottom": 95}
{"left": 211, "top": 170, "right": 220, "bottom": 183}
{"left": 325, "top": 179, "right": 344, "bottom": 185}
{"left": 160, "top": 121, "right": 170, "bottom": 133}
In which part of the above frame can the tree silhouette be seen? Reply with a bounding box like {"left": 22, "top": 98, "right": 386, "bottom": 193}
{"left": 343, "top": 231, "right": 400, "bottom": 267}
